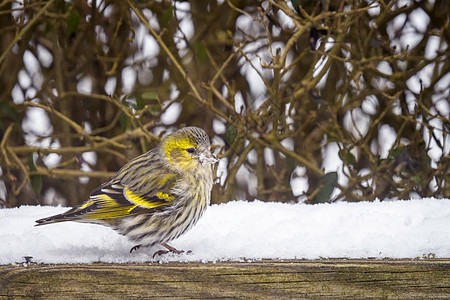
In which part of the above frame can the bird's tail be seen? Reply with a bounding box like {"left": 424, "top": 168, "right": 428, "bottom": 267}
{"left": 35, "top": 207, "right": 81, "bottom": 226}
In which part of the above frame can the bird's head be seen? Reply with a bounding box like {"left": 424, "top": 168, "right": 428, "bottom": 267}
{"left": 160, "top": 127, "right": 218, "bottom": 172}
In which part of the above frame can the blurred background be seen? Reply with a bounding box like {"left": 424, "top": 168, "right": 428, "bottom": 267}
{"left": 0, "top": 0, "right": 449, "bottom": 207}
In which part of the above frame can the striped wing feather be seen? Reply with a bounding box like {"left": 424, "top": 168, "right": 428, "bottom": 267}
{"left": 35, "top": 179, "right": 177, "bottom": 225}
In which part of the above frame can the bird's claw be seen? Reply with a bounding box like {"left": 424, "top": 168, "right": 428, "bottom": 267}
{"left": 152, "top": 243, "right": 192, "bottom": 258}
{"left": 152, "top": 249, "right": 171, "bottom": 258}
{"left": 129, "top": 244, "right": 141, "bottom": 253}
{"left": 130, "top": 242, "right": 191, "bottom": 257}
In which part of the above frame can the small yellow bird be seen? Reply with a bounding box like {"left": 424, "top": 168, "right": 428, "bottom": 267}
{"left": 36, "top": 126, "right": 218, "bottom": 256}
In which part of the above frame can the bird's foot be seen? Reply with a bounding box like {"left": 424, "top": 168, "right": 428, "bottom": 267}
{"left": 152, "top": 243, "right": 191, "bottom": 258}
{"left": 129, "top": 244, "right": 142, "bottom": 253}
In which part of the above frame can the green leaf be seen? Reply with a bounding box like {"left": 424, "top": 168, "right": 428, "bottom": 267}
{"left": 142, "top": 92, "right": 159, "bottom": 101}
{"left": 325, "top": 128, "right": 339, "bottom": 142}
{"left": 413, "top": 176, "right": 422, "bottom": 185}
{"left": 291, "top": 0, "right": 301, "bottom": 13}
{"left": 30, "top": 175, "right": 42, "bottom": 196}
{"left": 391, "top": 146, "right": 406, "bottom": 158}
{"left": 412, "top": 176, "right": 423, "bottom": 192}
{"left": 291, "top": 0, "right": 314, "bottom": 14}
{"left": 28, "top": 156, "right": 37, "bottom": 172}
{"left": 339, "top": 150, "right": 356, "bottom": 167}
{"left": 226, "top": 125, "right": 238, "bottom": 145}
{"left": 135, "top": 95, "right": 146, "bottom": 110}
{"left": 162, "top": 6, "right": 174, "bottom": 26}
{"left": 314, "top": 171, "right": 338, "bottom": 203}
{"left": 143, "top": 140, "right": 151, "bottom": 152}
{"left": 286, "top": 156, "right": 296, "bottom": 169}
{"left": 1, "top": 101, "right": 20, "bottom": 123}
{"left": 191, "top": 41, "right": 207, "bottom": 62}
{"left": 347, "top": 153, "right": 357, "bottom": 166}
{"left": 149, "top": 105, "right": 161, "bottom": 116}
{"left": 119, "top": 112, "right": 128, "bottom": 131}
{"left": 28, "top": 155, "right": 42, "bottom": 195}
{"left": 65, "top": 8, "right": 80, "bottom": 37}
{"left": 122, "top": 99, "right": 133, "bottom": 108}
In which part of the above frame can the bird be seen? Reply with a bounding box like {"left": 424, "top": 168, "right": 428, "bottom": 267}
{"left": 35, "top": 126, "right": 218, "bottom": 257}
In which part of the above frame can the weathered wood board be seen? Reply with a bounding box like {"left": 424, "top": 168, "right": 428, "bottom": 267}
{"left": 1, "top": 259, "right": 449, "bottom": 298}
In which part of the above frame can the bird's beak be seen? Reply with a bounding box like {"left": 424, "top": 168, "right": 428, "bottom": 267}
{"left": 199, "top": 149, "right": 219, "bottom": 164}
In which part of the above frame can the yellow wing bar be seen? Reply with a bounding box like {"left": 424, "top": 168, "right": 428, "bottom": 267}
{"left": 124, "top": 186, "right": 173, "bottom": 208}
{"left": 81, "top": 194, "right": 139, "bottom": 220}
{"left": 75, "top": 186, "right": 174, "bottom": 220}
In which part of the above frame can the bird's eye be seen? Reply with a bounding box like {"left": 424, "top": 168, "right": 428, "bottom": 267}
{"left": 186, "top": 148, "right": 196, "bottom": 154}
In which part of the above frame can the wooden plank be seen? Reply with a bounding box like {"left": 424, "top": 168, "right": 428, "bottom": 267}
{"left": 0, "top": 259, "right": 449, "bottom": 298}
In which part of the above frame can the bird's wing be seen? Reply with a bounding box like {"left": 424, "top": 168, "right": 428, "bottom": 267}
{"left": 35, "top": 179, "right": 178, "bottom": 225}
{"left": 36, "top": 173, "right": 178, "bottom": 226}
{"left": 75, "top": 178, "right": 178, "bottom": 221}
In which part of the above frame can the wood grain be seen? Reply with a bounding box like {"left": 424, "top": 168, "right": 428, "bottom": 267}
{"left": 1, "top": 259, "right": 449, "bottom": 298}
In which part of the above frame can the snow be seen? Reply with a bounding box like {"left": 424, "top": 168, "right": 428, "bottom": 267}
{"left": 1, "top": 198, "right": 449, "bottom": 265}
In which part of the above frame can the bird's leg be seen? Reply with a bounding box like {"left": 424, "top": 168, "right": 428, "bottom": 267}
{"left": 152, "top": 243, "right": 186, "bottom": 258}
{"left": 129, "top": 244, "right": 142, "bottom": 253}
